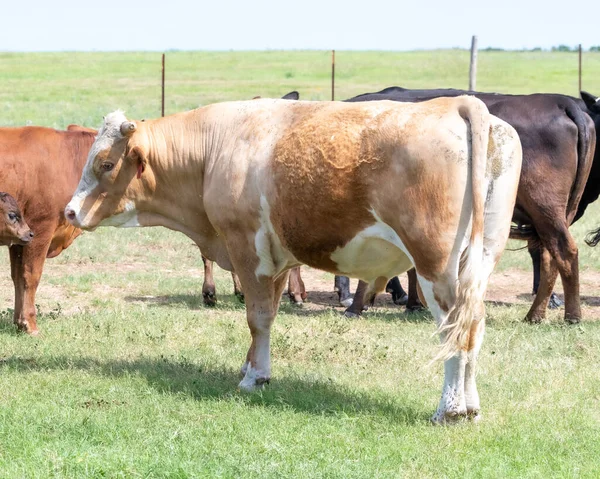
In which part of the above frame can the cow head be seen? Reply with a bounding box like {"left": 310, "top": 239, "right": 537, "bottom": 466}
{"left": 65, "top": 111, "right": 150, "bottom": 230}
{"left": 0, "top": 192, "right": 34, "bottom": 246}
{"left": 581, "top": 91, "right": 600, "bottom": 115}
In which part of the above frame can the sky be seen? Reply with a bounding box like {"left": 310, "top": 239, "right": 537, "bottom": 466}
{"left": 1, "top": 0, "right": 597, "bottom": 52}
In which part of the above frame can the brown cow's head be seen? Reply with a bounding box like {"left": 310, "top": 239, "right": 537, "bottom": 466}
{"left": 0, "top": 192, "right": 34, "bottom": 246}
{"left": 65, "top": 111, "right": 150, "bottom": 230}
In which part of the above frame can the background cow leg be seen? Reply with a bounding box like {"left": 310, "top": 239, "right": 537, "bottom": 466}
{"left": 525, "top": 246, "right": 558, "bottom": 322}
{"left": 9, "top": 233, "right": 52, "bottom": 335}
{"left": 287, "top": 266, "right": 307, "bottom": 305}
{"left": 201, "top": 255, "right": 217, "bottom": 306}
{"left": 334, "top": 275, "right": 352, "bottom": 307}
{"left": 406, "top": 268, "right": 425, "bottom": 311}
{"left": 232, "top": 273, "right": 244, "bottom": 303}
{"left": 239, "top": 272, "right": 289, "bottom": 391}
{"left": 385, "top": 276, "right": 408, "bottom": 305}
{"left": 528, "top": 242, "right": 563, "bottom": 309}
{"left": 344, "top": 280, "right": 369, "bottom": 317}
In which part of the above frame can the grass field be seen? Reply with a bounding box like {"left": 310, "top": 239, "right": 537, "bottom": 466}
{"left": 1, "top": 50, "right": 600, "bottom": 478}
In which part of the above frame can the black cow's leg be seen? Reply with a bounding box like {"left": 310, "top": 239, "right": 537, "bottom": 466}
{"left": 528, "top": 242, "right": 563, "bottom": 309}
{"left": 334, "top": 275, "right": 352, "bottom": 307}
{"left": 344, "top": 280, "right": 368, "bottom": 317}
{"left": 406, "top": 268, "right": 425, "bottom": 311}
{"left": 525, "top": 245, "right": 559, "bottom": 323}
{"left": 385, "top": 276, "right": 408, "bottom": 305}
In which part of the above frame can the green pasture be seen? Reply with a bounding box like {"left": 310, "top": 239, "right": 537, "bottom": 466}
{"left": 1, "top": 50, "right": 600, "bottom": 478}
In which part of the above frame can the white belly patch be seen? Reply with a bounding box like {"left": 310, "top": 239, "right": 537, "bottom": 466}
{"left": 254, "top": 195, "right": 297, "bottom": 278}
{"left": 330, "top": 211, "right": 413, "bottom": 281}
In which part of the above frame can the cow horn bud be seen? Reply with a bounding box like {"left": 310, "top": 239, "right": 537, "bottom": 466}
{"left": 120, "top": 121, "right": 137, "bottom": 137}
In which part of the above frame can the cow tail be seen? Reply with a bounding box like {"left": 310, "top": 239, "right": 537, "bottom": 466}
{"left": 436, "top": 97, "right": 489, "bottom": 361}
{"left": 565, "top": 102, "right": 595, "bottom": 226}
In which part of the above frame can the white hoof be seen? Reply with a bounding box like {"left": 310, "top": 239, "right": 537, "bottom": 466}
{"left": 238, "top": 364, "right": 270, "bottom": 392}
{"left": 340, "top": 297, "right": 353, "bottom": 308}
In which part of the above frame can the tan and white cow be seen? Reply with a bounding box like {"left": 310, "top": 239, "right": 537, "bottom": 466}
{"left": 65, "top": 97, "right": 521, "bottom": 423}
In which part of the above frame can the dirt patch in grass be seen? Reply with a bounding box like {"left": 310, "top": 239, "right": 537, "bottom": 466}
{"left": 2, "top": 255, "right": 600, "bottom": 322}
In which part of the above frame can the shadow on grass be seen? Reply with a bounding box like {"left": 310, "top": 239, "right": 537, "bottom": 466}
{"left": 124, "top": 290, "right": 433, "bottom": 324}
{"left": 124, "top": 294, "right": 245, "bottom": 310}
{"left": 0, "top": 353, "right": 431, "bottom": 425}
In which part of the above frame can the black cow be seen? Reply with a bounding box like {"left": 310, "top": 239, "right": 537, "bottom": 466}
{"left": 344, "top": 86, "right": 597, "bottom": 324}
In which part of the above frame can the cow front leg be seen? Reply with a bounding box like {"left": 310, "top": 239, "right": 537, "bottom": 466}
{"left": 525, "top": 246, "right": 559, "bottom": 323}
{"left": 9, "top": 233, "right": 52, "bottom": 335}
{"left": 201, "top": 255, "right": 217, "bottom": 306}
{"left": 239, "top": 272, "right": 289, "bottom": 391}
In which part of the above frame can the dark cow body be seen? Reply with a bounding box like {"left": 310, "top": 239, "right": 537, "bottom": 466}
{"left": 0, "top": 127, "right": 95, "bottom": 334}
{"left": 343, "top": 86, "right": 597, "bottom": 323}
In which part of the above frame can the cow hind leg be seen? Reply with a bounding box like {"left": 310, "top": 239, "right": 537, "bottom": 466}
{"left": 417, "top": 274, "right": 466, "bottom": 424}
{"left": 334, "top": 275, "right": 352, "bottom": 308}
{"left": 344, "top": 280, "right": 368, "bottom": 317}
{"left": 464, "top": 316, "right": 485, "bottom": 421}
{"left": 406, "top": 268, "right": 425, "bottom": 311}
{"left": 417, "top": 269, "right": 487, "bottom": 425}
{"left": 385, "top": 276, "right": 409, "bottom": 306}
{"left": 232, "top": 272, "right": 244, "bottom": 303}
{"left": 287, "top": 266, "right": 307, "bottom": 305}
{"left": 528, "top": 243, "right": 563, "bottom": 310}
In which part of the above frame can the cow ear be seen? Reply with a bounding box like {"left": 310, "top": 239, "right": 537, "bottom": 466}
{"left": 120, "top": 121, "right": 137, "bottom": 137}
{"left": 580, "top": 91, "right": 600, "bottom": 112}
{"left": 126, "top": 145, "right": 146, "bottom": 179}
{"left": 282, "top": 91, "right": 299, "bottom": 100}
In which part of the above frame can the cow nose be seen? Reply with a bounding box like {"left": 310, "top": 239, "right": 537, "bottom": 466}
{"left": 28, "top": 231, "right": 34, "bottom": 238}
{"left": 65, "top": 208, "right": 76, "bottom": 221}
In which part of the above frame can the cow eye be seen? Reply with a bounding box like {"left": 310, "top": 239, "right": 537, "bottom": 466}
{"left": 8, "top": 212, "right": 17, "bottom": 222}
{"left": 101, "top": 162, "right": 114, "bottom": 172}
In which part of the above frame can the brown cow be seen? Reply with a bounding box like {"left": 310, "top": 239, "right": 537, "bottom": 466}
{"left": 66, "top": 97, "right": 521, "bottom": 423}
{"left": 0, "top": 192, "right": 33, "bottom": 246}
{"left": 0, "top": 127, "right": 96, "bottom": 334}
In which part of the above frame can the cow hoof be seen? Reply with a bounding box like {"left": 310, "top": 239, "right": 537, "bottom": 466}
{"left": 392, "top": 293, "right": 409, "bottom": 306}
{"left": 339, "top": 297, "right": 353, "bottom": 308}
{"left": 524, "top": 314, "right": 543, "bottom": 324}
{"left": 406, "top": 303, "right": 426, "bottom": 313}
{"left": 467, "top": 410, "right": 482, "bottom": 423}
{"left": 203, "top": 292, "right": 217, "bottom": 306}
{"left": 15, "top": 321, "right": 39, "bottom": 336}
{"left": 343, "top": 310, "right": 361, "bottom": 318}
{"left": 431, "top": 409, "right": 468, "bottom": 425}
{"left": 548, "top": 293, "right": 563, "bottom": 309}
{"left": 565, "top": 315, "right": 581, "bottom": 325}
{"left": 238, "top": 372, "right": 270, "bottom": 392}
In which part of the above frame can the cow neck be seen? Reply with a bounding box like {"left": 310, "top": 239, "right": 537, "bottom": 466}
{"left": 134, "top": 110, "right": 212, "bottom": 245}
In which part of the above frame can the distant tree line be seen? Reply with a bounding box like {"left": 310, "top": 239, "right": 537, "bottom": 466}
{"left": 481, "top": 45, "right": 600, "bottom": 52}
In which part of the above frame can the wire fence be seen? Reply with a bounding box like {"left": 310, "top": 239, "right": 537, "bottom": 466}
{"left": 1, "top": 48, "right": 598, "bottom": 128}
